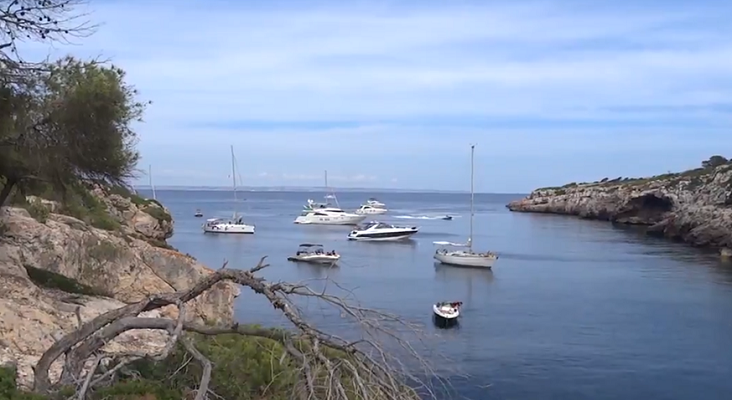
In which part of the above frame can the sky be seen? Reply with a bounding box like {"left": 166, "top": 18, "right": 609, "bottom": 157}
{"left": 18, "top": 0, "right": 732, "bottom": 193}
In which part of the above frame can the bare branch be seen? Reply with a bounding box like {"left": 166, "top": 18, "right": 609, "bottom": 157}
{"left": 181, "top": 335, "right": 212, "bottom": 400}
{"left": 31, "top": 257, "right": 441, "bottom": 399}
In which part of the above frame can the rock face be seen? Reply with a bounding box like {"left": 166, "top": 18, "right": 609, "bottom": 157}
{"left": 0, "top": 190, "right": 240, "bottom": 388}
{"left": 506, "top": 163, "right": 732, "bottom": 249}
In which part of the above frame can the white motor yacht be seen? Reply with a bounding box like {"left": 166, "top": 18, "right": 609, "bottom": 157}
{"left": 295, "top": 170, "right": 366, "bottom": 225}
{"left": 347, "top": 221, "right": 418, "bottom": 241}
{"left": 366, "top": 198, "right": 386, "bottom": 207}
{"left": 355, "top": 204, "right": 388, "bottom": 215}
{"left": 294, "top": 208, "right": 366, "bottom": 225}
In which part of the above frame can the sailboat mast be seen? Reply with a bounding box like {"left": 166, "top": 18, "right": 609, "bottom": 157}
{"left": 231, "top": 145, "right": 238, "bottom": 217}
{"left": 149, "top": 165, "right": 157, "bottom": 200}
{"left": 469, "top": 144, "right": 475, "bottom": 250}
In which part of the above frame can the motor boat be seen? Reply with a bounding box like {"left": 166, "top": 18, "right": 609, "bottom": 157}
{"left": 202, "top": 217, "right": 255, "bottom": 234}
{"left": 441, "top": 215, "right": 452, "bottom": 221}
{"left": 355, "top": 204, "right": 388, "bottom": 215}
{"left": 287, "top": 244, "right": 340, "bottom": 264}
{"left": 294, "top": 208, "right": 367, "bottom": 225}
{"left": 366, "top": 198, "right": 386, "bottom": 207}
{"left": 433, "top": 301, "right": 462, "bottom": 326}
{"left": 347, "top": 221, "right": 419, "bottom": 241}
{"left": 194, "top": 209, "right": 203, "bottom": 217}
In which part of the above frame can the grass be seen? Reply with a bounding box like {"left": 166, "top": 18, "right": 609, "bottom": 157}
{"left": 1, "top": 329, "right": 412, "bottom": 400}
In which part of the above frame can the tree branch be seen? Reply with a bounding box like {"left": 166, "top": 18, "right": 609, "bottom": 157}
{"left": 32, "top": 256, "right": 439, "bottom": 399}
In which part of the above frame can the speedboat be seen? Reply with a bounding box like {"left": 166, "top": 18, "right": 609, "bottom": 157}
{"left": 194, "top": 209, "right": 203, "bottom": 217}
{"left": 347, "top": 221, "right": 418, "bottom": 241}
{"left": 441, "top": 215, "right": 452, "bottom": 221}
{"left": 355, "top": 204, "right": 388, "bottom": 215}
{"left": 202, "top": 217, "right": 255, "bottom": 234}
{"left": 366, "top": 198, "right": 386, "bottom": 207}
{"left": 294, "top": 208, "right": 366, "bottom": 225}
{"left": 287, "top": 244, "right": 340, "bottom": 264}
{"left": 433, "top": 301, "right": 462, "bottom": 326}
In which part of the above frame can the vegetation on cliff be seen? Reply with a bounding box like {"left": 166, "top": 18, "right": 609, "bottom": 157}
{"left": 535, "top": 155, "right": 732, "bottom": 193}
{"left": 0, "top": 2, "right": 434, "bottom": 399}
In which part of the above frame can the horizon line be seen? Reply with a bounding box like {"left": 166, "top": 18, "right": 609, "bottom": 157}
{"left": 133, "top": 184, "right": 527, "bottom": 196}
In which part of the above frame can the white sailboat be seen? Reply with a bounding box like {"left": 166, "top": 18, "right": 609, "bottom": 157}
{"left": 294, "top": 170, "right": 366, "bottom": 225}
{"left": 202, "top": 146, "right": 255, "bottom": 234}
{"left": 433, "top": 144, "right": 498, "bottom": 268}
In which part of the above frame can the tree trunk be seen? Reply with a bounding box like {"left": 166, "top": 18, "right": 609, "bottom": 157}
{"left": 0, "top": 177, "right": 17, "bottom": 207}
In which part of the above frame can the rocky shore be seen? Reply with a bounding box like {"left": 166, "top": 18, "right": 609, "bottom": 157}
{"left": 506, "top": 161, "right": 732, "bottom": 251}
{"left": 0, "top": 187, "right": 239, "bottom": 388}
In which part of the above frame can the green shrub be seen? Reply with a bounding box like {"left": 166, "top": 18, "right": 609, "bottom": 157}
{"left": 24, "top": 199, "right": 50, "bottom": 223}
{"left": 58, "top": 185, "right": 120, "bottom": 231}
{"left": 23, "top": 264, "right": 110, "bottom": 297}
{"left": 142, "top": 205, "right": 171, "bottom": 223}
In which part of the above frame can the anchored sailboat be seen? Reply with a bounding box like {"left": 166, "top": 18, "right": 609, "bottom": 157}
{"left": 433, "top": 144, "right": 498, "bottom": 268}
{"left": 202, "top": 145, "right": 255, "bottom": 234}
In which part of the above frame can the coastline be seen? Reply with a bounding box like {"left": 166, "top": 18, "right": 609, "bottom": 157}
{"left": 505, "top": 161, "right": 732, "bottom": 253}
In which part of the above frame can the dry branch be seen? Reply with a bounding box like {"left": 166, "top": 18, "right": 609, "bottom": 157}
{"left": 31, "top": 256, "right": 439, "bottom": 399}
{"left": 0, "top": 0, "right": 96, "bottom": 72}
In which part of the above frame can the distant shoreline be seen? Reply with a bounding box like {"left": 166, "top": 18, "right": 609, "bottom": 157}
{"left": 132, "top": 185, "right": 526, "bottom": 196}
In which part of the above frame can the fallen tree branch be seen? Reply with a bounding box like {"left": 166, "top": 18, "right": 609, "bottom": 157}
{"left": 32, "top": 256, "right": 439, "bottom": 399}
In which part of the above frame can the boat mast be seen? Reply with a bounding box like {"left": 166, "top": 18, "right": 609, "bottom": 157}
{"left": 148, "top": 164, "right": 157, "bottom": 200}
{"left": 468, "top": 144, "right": 475, "bottom": 251}
{"left": 231, "top": 145, "right": 238, "bottom": 218}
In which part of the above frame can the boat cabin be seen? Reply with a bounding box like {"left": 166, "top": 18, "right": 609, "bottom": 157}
{"left": 296, "top": 243, "right": 338, "bottom": 256}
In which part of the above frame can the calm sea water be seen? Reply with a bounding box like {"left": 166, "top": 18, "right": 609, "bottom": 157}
{"left": 138, "top": 189, "right": 732, "bottom": 400}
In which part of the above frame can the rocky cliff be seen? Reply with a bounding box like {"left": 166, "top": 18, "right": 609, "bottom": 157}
{"left": 0, "top": 187, "right": 240, "bottom": 388}
{"left": 506, "top": 162, "right": 732, "bottom": 251}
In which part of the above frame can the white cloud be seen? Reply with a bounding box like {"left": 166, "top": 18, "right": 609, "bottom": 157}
{"left": 13, "top": 0, "right": 732, "bottom": 190}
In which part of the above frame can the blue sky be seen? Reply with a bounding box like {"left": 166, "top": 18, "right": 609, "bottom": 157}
{"left": 20, "top": 0, "right": 732, "bottom": 192}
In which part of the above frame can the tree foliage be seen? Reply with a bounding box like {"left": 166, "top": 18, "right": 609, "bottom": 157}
{"left": 0, "top": 56, "right": 148, "bottom": 206}
{"left": 701, "top": 155, "right": 729, "bottom": 169}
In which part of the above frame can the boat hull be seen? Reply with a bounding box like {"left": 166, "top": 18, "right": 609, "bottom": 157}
{"left": 432, "top": 304, "right": 460, "bottom": 327}
{"left": 294, "top": 214, "right": 367, "bottom": 225}
{"left": 348, "top": 230, "right": 418, "bottom": 241}
{"left": 355, "top": 208, "right": 388, "bottom": 215}
{"left": 287, "top": 255, "right": 340, "bottom": 264}
{"left": 434, "top": 252, "right": 496, "bottom": 268}
{"left": 203, "top": 223, "right": 255, "bottom": 234}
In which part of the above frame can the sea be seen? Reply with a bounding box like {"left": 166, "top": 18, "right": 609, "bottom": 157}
{"left": 137, "top": 189, "right": 732, "bottom": 400}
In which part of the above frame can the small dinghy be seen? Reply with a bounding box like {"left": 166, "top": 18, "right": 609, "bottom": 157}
{"left": 194, "top": 209, "right": 203, "bottom": 217}
{"left": 432, "top": 301, "right": 462, "bottom": 327}
{"left": 287, "top": 243, "right": 340, "bottom": 265}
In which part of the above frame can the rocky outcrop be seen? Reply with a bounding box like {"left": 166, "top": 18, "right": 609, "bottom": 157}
{"left": 0, "top": 189, "right": 240, "bottom": 388}
{"left": 506, "top": 163, "right": 732, "bottom": 250}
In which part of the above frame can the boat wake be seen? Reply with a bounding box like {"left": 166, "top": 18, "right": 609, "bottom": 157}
{"left": 394, "top": 215, "right": 460, "bottom": 220}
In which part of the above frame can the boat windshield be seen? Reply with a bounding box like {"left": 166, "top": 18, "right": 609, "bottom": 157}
{"left": 361, "top": 221, "right": 393, "bottom": 230}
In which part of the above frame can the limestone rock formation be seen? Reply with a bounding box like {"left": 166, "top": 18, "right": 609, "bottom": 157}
{"left": 506, "top": 163, "right": 732, "bottom": 249}
{"left": 0, "top": 189, "right": 239, "bottom": 388}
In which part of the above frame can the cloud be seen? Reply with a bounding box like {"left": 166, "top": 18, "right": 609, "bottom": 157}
{"left": 16, "top": 0, "right": 732, "bottom": 191}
